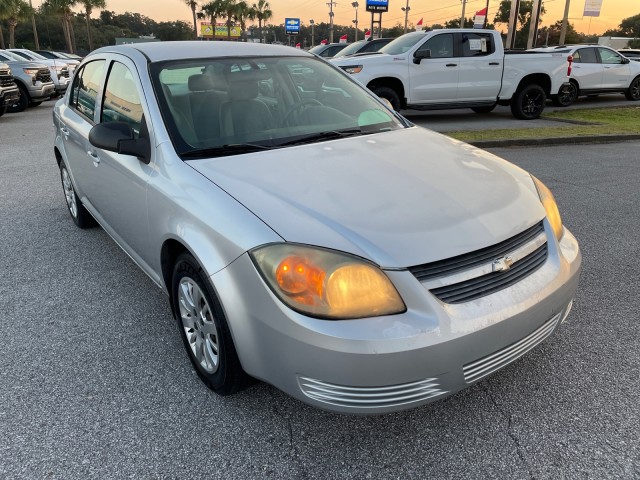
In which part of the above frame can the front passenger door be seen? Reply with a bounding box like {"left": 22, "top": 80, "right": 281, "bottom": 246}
{"left": 408, "top": 33, "right": 458, "bottom": 103}
{"left": 89, "top": 59, "right": 155, "bottom": 268}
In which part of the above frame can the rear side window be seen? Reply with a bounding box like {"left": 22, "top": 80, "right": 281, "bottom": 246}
{"left": 101, "top": 62, "right": 143, "bottom": 136}
{"left": 573, "top": 48, "right": 598, "bottom": 64}
{"left": 70, "top": 60, "right": 105, "bottom": 122}
{"left": 460, "top": 33, "right": 494, "bottom": 57}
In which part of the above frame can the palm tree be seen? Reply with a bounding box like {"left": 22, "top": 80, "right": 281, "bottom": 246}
{"left": 219, "top": 0, "right": 237, "bottom": 40}
{"left": 42, "top": 0, "right": 77, "bottom": 53}
{"left": 200, "top": 0, "right": 224, "bottom": 38}
{"left": 234, "top": 1, "right": 255, "bottom": 41}
{"left": 183, "top": 0, "right": 199, "bottom": 38}
{"left": 81, "top": 0, "right": 106, "bottom": 52}
{"left": 252, "top": 0, "right": 271, "bottom": 43}
{"left": 0, "top": 0, "right": 32, "bottom": 48}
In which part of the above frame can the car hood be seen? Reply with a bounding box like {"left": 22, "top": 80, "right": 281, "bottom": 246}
{"left": 331, "top": 52, "right": 397, "bottom": 66}
{"left": 187, "top": 127, "right": 545, "bottom": 268}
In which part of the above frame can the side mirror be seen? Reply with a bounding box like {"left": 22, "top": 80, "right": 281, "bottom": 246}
{"left": 413, "top": 49, "right": 431, "bottom": 65}
{"left": 622, "top": 57, "right": 630, "bottom": 64}
{"left": 89, "top": 121, "right": 151, "bottom": 164}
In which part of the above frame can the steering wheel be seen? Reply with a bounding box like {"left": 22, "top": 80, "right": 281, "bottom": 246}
{"left": 281, "top": 99, "right": 323, "bottom": 126}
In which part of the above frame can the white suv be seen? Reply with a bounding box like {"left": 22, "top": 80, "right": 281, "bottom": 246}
{"left": 533, "top": 45, "right": 640, "bottom": 106}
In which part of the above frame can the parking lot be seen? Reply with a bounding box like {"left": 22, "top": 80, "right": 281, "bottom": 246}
{"left": 1, "top": 102, "right": 639, "bottom": 478}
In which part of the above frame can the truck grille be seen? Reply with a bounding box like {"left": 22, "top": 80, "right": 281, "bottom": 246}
{"left": 409, "top": 221, "right": 548, "bottom": 304}
{"left": 36, "top": 69, "right": 51, "bottom": 83}
{"left": 0, "top": 72, "right": 15, "bottom": 87}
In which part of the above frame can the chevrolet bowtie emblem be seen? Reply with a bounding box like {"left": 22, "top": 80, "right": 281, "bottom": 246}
{"left": 492, "top": 255, "right": 514, "bottom": 273}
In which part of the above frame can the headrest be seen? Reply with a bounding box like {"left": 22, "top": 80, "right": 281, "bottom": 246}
{"left": 228, "top": 80, "right": 259, "bottom": 101}
{"left": 188, "top": 74, "right": 215, "bottom": 91}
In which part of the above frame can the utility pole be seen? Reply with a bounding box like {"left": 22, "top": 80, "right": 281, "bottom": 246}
{"left": 28, "top": 0, "right": 39, "bottom": 50}
{"left": 309, "top": 19, "right": 315, "bottom": 47}
{"left": 526, "top": 0, "right": 543, "bottom": 49}
{"left": 402, "top": 0, "right": 410, "bottom": 34}
{"left": 505, "top": 0, "right": 521, "bottom": 49}
{"left": 460, "top": 0, "right": 467, "bottom": 28}
{"left": 352, "top": 2, "right": 359, "bottom": 41}
{"left": 327, "top": 1, "right": 337, "bottom": 43}
{"left": 559, "top": 0, "right": 571, "bottom": 45}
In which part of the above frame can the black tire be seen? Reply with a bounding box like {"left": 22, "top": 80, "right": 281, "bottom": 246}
{"left": 28, "top": 100, "right": 43, "bottom": 108}
{"left": 625, "top": 76, "right": 640, "bottom": 101}
{"left": 510, "top": 84, "right": 546, "bottom": 120}
{"left": 552, "top": 81, "right": 578, "bottom": 107}
{"left": 59, "top": 160, "right": 96, "bottom": 228}
{"left": 8, "top": 83, "right": 29, "bottom": 113}
{"left": 471, "top": 104, "right": 496, "bottom": 114}
{"left": 0, "top": 105, "right": 7, "bottom": 117}
{"left": 371, "top": 86, "right": 401, "bottom": 111}
{"left": 172, "top": 252, "right": 247, "bottom": 395}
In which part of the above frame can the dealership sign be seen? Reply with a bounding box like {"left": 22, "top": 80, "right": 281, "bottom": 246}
{"left": 583, "top": 0, "right": 603, "bottom": 17}
{"left": 201, "top": 22, "right": 241, "bottom": 38}
{"left": 285, "top": 18, "right": 301, "bottom": 35}
{"left": 366, "top": 0, "right": 389, "bottom": 13}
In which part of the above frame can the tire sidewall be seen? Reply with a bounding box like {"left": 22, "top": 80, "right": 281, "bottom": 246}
{"left": 372, "top": 86, "right": 401, "bottom": 111}
{"left": 554, "top": 82, "right": 578, "bottom": 107}
{"left": 8, "top": 84, "right": 29, "bottom": 113}
{"left": 512, "top": 84, "right": 546, "bottom": 120}
{"left": 626, "top": 77, "right": 640, "bottom": 101}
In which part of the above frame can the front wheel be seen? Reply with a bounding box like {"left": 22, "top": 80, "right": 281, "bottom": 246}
{"left": 625, "top": 76, "right": 640, "bottom": 101}
{"left": 511, "top": 84, "right": 546, "bottom": 120}
{"left": 172, "top": 253, "right": 248, "bottom": 395}
{"left": 552, "top": 81, "right": 578, "bottom": 107}
{"left": 8, "top": 84, "right": 29, "bottom": 113}
{"left": 371, "top": 86, "right": 401, "bottom": 111}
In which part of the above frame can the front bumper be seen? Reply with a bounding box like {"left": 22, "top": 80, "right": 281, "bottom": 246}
{"left": 0, "top": 87, "right": 20, "bottom": 107}
{"left": 212, "top": 223, "right": 581, "bottom": 414}
{"left": 29, "top": 82, "right": 56, "bottom": 101}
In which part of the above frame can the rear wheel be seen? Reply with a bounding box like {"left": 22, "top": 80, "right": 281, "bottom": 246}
{"left": 8, "top": 83, "right": 29, "bottom": 113}
{"left": 511, "top": 84, "right": 546, "bottom": 120}
{"left": 59, "top": 160, "right": 96, "bottom": 228}
{"left": 371, "top": 86, "right": 401, "bottom": 111}
{"left": 172, "top": 252, "right": 248, "bottom": 395}
{"left": 552, "top": 81, "right": 578, "bottom": 107}
{"left": 625, "top": 76, "right": 640, "bottom": 101}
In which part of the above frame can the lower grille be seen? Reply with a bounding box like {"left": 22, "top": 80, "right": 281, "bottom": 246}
{"left": 463, "top": 313, "right": 560, "bottom": 383}
{"left": 298, "top": 376, "right": 448, "bottom": 409}
{"left": 36, "top": 70, "right": 52, "bottom": 83}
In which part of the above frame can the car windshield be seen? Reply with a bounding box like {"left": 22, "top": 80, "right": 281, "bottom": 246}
{"left": 13, "top": 50, "right": 46, "bottom": 60}
{"left": 2, "top": 51, "right": 29, "bottom": 61}
{"left": 333, "top": 40, "right": 366, "bottom": 58}
{"left": 151, "top": 55, "right": 405, "bottom": 158}
{"left": 380, "top": 33, "right": 426, "bottom": 55}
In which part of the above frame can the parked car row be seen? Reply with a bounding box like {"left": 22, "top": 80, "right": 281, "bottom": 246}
{"left": 0, "top": 49, "right": 77, "bottom": 115}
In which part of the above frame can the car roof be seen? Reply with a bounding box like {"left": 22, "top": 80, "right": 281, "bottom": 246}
{"left": 91, "top": 41, "right": 311, "bottom": 62}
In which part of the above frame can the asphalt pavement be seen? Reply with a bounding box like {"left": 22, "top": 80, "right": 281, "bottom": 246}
{"left": 0, "top": 102, "right": 638, "bottom": 479}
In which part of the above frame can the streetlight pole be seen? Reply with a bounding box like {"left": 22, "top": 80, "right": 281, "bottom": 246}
{"left": 401, "top": 0, "right": 410, "bottom": 34}
{"left": 309, "top": 19, "right": 315, "bottom": 47}
{"left": 352, "top": 2, "right": 359, "bottom": 41}
{"left": 559, "top": 0, "right": 571, "bottom": 45}
{"left": 327, "top": 1, "right": 336, "bottom": 43}
{"left": 460, "top": 0, "right": 467, "bottom": 28}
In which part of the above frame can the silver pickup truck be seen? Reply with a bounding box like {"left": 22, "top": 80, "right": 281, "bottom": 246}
{"left": 0, "top": 50, "right": 55, "bottom": 113}
{"left": 0, "top": 63, "right": 20, "bottom": 117}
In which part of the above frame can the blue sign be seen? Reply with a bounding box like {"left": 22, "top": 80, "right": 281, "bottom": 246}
{"left": 366, "top": 0, "right": 388, "bottom": 12}
{"left": 285, "top": 18, "right": 300, "bottom": 35}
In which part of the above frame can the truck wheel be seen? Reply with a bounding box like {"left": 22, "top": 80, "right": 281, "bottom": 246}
{"left": 511, "top": 84, "right": 546, "bottom": 120}
{"left": 8, "top": 84, "right": 29, "bottom": 113}
{"left": 552, "top": 81, "right": 578, "bottom": 107}
{"left": 471, "top": 104, "right": 496, "bottom": 114}
{"left": 625, "top": 76, "right": 640, "bottom": 101}
{"left": 371, "top": 86, "right": 401, "bottom": 111}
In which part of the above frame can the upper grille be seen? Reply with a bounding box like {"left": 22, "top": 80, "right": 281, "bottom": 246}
{"left": 0, "top": 73, "right": 14, "bottom": 87}
{"left": 36, "top": 69, "right": 51, "bottom": 83}
{"left": 409, "top": 221, "right": 548, "bottom": 304}
{"left": 298, "top": 376, "right": 448, "bottom": 410}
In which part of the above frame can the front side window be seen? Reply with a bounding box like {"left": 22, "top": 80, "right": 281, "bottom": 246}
{"left": 599, "top": 48, "right": 623, "bottom": 64}
{"left": 151, "top": 55, "right": 405, "bottom": 158}
{"left": 70, "top": 60, "right": 105, "bottom": 122}
{"left": 101, "top": 62, "right": 143, "bottom": 135}
{"left": 416, "top": 34, "right": 454, "bottom": 59}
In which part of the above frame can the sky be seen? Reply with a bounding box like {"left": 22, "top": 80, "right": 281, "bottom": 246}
{"left": 49, "top": 0, "right": 636, "bottom": 36}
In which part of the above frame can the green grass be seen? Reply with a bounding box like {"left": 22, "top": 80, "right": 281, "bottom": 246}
{"left": 447, "top": 106, "right": 640, "bottom": 143}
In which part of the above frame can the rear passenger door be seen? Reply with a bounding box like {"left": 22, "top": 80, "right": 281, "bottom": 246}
{"left": 455, "top": 32, "right": 502, "bottom": 101}
{"left": 571, "top": 47, "right": 603, "bottom": 90}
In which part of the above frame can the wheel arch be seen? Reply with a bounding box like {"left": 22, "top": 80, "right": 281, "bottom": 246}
{"left": 366, "top": 77, "right": 406, "bottom": 107}
{"left": 516, "top": 73, "right": 552, "bottom": 96}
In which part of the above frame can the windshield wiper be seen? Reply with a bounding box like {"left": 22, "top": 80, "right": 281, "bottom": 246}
{"left": 276, "top": 128, "right": 365, "bottom": 147}
{"left": 180, "top": 143, "right": 273, "bottom": 159}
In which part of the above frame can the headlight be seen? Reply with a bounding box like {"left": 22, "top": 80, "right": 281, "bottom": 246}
{"left": 340, "top": 65, "right": 363, "bottom": 74}
{"left": 532, "top": 175, "right": 563, "bottom": 241}
{"left": 23, "top": 68, "right": 39, "bottom": 76}
{"left": 251, "top": 244, "right": 406, "bottom": 319}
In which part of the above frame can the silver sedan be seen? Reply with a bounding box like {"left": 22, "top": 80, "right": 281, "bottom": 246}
{"left": 53, "top": 41, "right": 581, "bottom": 414}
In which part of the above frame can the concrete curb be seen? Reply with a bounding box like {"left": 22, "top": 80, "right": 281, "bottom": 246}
{"left": 468, "top": 134, "right": 640, "bottom": 148}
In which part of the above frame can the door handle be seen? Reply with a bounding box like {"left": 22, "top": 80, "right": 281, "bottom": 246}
{"left": 60, "top": 127, "right": 69, "bottom": 137}
{"left": 489, "top": 62, "right": 500, "bottom": 66}
{"left": 446, "top": 63, "right": 458, "bottom": 67}
{"left": 87, "top": 150, "right": 100, "bottom": 165}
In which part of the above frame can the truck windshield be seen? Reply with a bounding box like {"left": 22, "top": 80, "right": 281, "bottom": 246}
{"left": 380, "top": 33, "right": 426, "bottom": 55}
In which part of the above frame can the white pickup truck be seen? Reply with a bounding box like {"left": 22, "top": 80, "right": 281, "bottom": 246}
{"left": 330, "top": 29, "right": 572, "bottom": 119}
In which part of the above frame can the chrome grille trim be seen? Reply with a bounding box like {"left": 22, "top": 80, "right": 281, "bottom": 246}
{"left": 463, "top": 313, "right": 560, "bottom": 383}
{"left": 430, "top": 243, "right": 548, "bottom": 303}
{"left": 410, "top": 221, "right": 545, "bottom": 282}
{"left": 298, "top": 376, "right": 448, "bottom": 409}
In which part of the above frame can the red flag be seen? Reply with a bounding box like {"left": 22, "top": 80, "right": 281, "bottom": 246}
{"left": 339, "top": 34, "right": 348, "bottom": 43}
{"left": 295, "top": 43, "right": 301, "bottom": 48}
{"left": 475, "top": 7, "right": 487, "bottom": 16}
{"left": 364, "top": 30, "right": 371, "bottom": 40}
{"left": 320, "top": 39, "right": 328, "bottom": 45}
{"left": 416, "top": 18, "right": 423, "bottom": 26}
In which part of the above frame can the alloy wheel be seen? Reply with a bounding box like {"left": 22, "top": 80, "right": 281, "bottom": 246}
{"left": 61, "top": 167, "right": 78, "bottom": 219}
